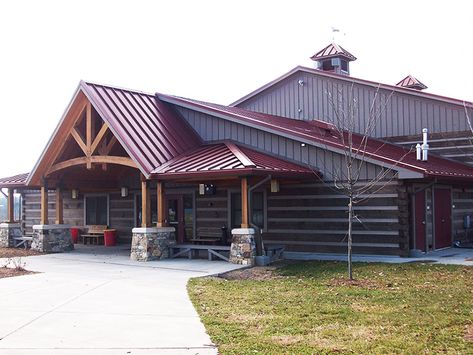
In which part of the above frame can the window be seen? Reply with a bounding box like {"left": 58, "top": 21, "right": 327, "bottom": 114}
{"left": 85, "top": 196, "right": 108, "bottom": 225}
{"left": 231, "top": 192, "right": 264, "bottom": 229}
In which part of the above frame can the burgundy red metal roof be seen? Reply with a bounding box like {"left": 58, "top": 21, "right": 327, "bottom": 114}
{"left": 159, "top": 94, "right": 473, "bottom": 181}
{"left": 396, "top": 75, "right": 428, "bottom": 90}
{"left": 310, "top": 43, "right": 357, "bottom": 61}
{"left": 152, "top": 142, "right": 315, "bottom": 180}
{"left": 0, "top": 173, "right": 29, "bottom": 188}
{"left": 80, "top": 81, "right": 202, "bottom": 176}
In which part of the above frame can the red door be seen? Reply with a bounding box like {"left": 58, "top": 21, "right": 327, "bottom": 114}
{"left": 434, "top": 188, "right": 452, "bottom": 249}
{"left": 415, "top": 191, "right": 426, "bottom": 252}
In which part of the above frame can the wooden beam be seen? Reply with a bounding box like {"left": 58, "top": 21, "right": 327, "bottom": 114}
{"left": 241, "top": 177, "right": 249, "bottom": 228}
{"left": 7, "top": 188, "right": 14, "bottom": 223}
{"left": 70, "top": 127, "right": 88, "bottom": 155}
{"left": 90, "top": 123, "right": 109, "bottom": 155}
{"left": 55, "top": 187, "right": 63, "bottom": 224}
{"left": 48, "top": 156, "right": 137, "bottom": 175}
{"left": 157, "top": 181, "right": 165, "bottom": 227}
{"left": 41, "top": 182, "right": 48, "bottom": 225}
{"left": 98, "top": 136, "right": 117, "bottom": 156}
{"left": 86, "top": 102, "right": 92, "bottom": 151}
{"left": 141, "top": 180, "right": 151, "bottom": 227}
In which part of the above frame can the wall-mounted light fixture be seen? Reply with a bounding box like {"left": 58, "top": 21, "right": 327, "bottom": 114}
{"left": 270, "top": 179, "right": 280, "bottom": 193}
{"left": 121, "top": 187, "right": 129, "bottom": 198}
{"left": 71, "top": 189, "right": 79, "bottom": 199}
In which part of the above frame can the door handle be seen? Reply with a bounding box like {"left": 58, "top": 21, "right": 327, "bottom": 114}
{"left": 422, "top": 221, "right": 426, "bottom": 225}
{"left": 441, "top": 219, "right": 445, "bottom": 223}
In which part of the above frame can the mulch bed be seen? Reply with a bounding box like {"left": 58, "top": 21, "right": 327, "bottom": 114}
{"left": 0, "top": 247, "right": 43, "bottom": 258}
{"left": 0, "top": 267, "right": 35, "bottom": 279}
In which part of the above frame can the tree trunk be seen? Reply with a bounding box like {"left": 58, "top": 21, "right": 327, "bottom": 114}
{"left": 347, "top": 198, "right": 353, "bottom": 280}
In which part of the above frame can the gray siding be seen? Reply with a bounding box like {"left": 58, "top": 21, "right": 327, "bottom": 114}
{"left": 176, "top": 107, "right": 393, "bottom": 182}
{"left": 235, "top": 71, "right": 469, "bottom": 139}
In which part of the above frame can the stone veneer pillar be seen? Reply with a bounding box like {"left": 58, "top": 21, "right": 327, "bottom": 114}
{"left": 230, "top": 228, "right": 256, "bottom": 265}
{"left": 31, "top": 225, "right": 74, "bottom": 253}
{"left": 0, "top": 223, "right": 22, "bottom": 248}
{"left": 130, "top": 227, "right": 175, "bottom": 262}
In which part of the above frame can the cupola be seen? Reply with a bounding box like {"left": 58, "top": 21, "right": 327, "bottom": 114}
{"left": 310, "top": 43, "right": 356, "bottom": 76}
{"left": 396, "top": 75, "right": 427, "bottom": 91}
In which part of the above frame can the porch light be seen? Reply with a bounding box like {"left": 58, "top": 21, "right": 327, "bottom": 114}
{"left": 121, "top": 187, "right": 128, "bottom": 197}
{"left": 71, "top": 189, "right": 79, "bottom": 199}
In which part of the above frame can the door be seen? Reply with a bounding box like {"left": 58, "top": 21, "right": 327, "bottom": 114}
{"left": 414, "top": 190, "right": 426, "bottom": 252}
{"left": 434, "top": 188, "right": 452, "bottom": 249}
{"left": 166, "top": 195, "right": 185, "bottom": 243}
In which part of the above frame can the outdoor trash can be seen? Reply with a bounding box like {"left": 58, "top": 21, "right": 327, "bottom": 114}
{"left": 104, "top": 229, "right": 117, "bottom": 246}
{"left": 70, "top": 227, "right": 79, "bottom": 244}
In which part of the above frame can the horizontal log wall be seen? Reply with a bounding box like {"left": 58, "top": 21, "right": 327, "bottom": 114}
{"left": 22, "top": 190, "right": 136, "bottom": 242}
{"left": 264, "top": 181, "right": 408, "bottom": 256}
{"left": 22, "top": 190, "right": 83, "bottom": 234}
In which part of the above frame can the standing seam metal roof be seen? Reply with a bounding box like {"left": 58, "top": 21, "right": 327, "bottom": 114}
{"left": 81, "top": 81, "right": 202, "bottom": 176}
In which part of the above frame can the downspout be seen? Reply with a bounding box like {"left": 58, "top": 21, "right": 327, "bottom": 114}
{"left": 248, "top": 175, "right": 272, "bottom": 256}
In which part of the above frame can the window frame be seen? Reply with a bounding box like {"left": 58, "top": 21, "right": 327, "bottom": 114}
{"left": 83, "top": 193, "right": 110, "bottom": 226}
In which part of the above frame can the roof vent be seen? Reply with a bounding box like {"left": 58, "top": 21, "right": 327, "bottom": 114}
{"left": 396, "top": 75, "right": 427, "bottom": 91}
{"left": 310, "top": 43, "right": 356, "bottom": 76}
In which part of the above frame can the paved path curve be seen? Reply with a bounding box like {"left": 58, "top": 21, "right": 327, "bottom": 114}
{"left": 0, "top": 246, "right": 243, "bottom": 354}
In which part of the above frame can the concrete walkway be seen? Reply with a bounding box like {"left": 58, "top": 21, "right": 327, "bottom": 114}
{"left": 0, "top": 245, "right": 244, "bottom": 354}
{"left": 285, "top": 247, "right": 473, "bottom": 266}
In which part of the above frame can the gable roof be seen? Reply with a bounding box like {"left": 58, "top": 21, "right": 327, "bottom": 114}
{"left": 310, "top": 43, "right": 357, "bottom": 61}
{"left": 26, "top": 81, "right": 202, "bottom": 185}
{"left": 159, "top": 94, "right": 473, "bottom": 181}
{"left": 230, "top": 66, "right": 473, "bottom": 108}
{"left": 152, "top": 141, "right": 315, "bottom": 180}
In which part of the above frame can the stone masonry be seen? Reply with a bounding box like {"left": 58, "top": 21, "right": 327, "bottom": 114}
{"left": 0, "top": 223, "right": 22, "bottom": 248}
{"left": 131, "top": 227, "right": 176, "bottom": 262}
{"left": 31, "top": 225, "right": 74, "bottom": 253}
{"left": 230, "top": 228, "right": 256, "bottom": 265}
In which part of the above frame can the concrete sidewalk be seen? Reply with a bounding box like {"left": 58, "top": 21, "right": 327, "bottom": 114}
{"left": 0, "top": 246, "right": 244, "bottom": 354}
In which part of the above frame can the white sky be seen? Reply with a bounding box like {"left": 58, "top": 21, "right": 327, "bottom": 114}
{"left": 0, "top": 0, "right": 472, "bottom": 178}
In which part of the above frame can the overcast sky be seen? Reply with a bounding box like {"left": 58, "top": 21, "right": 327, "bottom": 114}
{"left": 0, "top": 0, "right": 471, "bottom": 178}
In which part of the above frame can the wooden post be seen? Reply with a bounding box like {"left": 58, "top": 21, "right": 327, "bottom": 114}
{"left": 157, "top": 181, "right": 166, "bottom": 227}
{"left": 55, "top": 187, "right": 63, "bottom": 224}
{"left": 7, "top": 188, "right": 14, "bottom": 223}
{"left": 141, "top": 179, "right": 151, "bottom": 227}
{"left": 41, "top": 182, "right": 49, "bottom": 225}
{"left": 241, "top": 177, "right": 249, "bottom": 228}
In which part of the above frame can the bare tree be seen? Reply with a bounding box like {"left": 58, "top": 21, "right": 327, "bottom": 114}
{"left": 316, "top": 85, "right": 411, "bottom": 280}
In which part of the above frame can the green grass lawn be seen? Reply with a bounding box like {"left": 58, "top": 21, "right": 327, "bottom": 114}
{"left": 188, "top": 261, "right": 473, "bottom": 354}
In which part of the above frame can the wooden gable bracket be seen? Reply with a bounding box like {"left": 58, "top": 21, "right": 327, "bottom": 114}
{"left": 47, "top": 102, "right": 137, "bottom": 176}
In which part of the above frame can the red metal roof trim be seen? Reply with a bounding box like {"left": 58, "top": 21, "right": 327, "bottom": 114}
{"left": 158, "top": 94, "right": 473, "bottom": 181}
{"left": 151, "top": 142, "right": 315, "bottom": 179}
{"left": 0, "top": 173, "right": 29, "bottom": 188}
{"left": 80, "top": 81, "right": 202, "bottom": 177}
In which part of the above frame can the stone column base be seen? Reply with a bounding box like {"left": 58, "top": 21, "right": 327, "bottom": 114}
{"left": 32, "top": 225, "right": 74, "bottom": 253}
{"left": 0, "top": 223, "right": 22, "bottom": 248}
{"left": 131, "top": 227, "right": 176, "bottom": 262}
{"left": 230, "top": 228, "right": 256, "bottom": 265}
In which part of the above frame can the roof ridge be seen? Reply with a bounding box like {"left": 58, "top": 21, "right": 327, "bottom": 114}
{"left": 80, "top": 80, "right": 155, "bottom": 97}
{"left": 224, "top": 141, "right": 256, "bottom": 167}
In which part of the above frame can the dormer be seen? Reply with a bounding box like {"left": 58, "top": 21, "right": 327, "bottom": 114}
{"left": 310, "top": 43, "right": 357, "bottom": 76}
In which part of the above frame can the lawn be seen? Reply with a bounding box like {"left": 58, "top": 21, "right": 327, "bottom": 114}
{"left": 188, "top": 261, "right": 473, "bottom": 354}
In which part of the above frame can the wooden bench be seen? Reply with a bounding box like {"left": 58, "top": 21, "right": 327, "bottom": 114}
{"left": 170, "top": 244, "right": 231, "bottom": 261}
{"left": 14, "top": 236, "right": 33, "bottom": 249}
{"left": 193, "top": 227, "right": 227, "bottom": 245}
{"left": 81, "top": 225, "right": 107, "bottom": 245}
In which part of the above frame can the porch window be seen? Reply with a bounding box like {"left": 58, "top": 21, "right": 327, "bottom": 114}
{"left": 85, "top": 196, "right": 108, "bottom": 225}
{"left": 231, "top": 192, "right": 264, "bottom": 229}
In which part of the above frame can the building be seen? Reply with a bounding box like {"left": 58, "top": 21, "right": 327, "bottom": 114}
{"left": 1, "top": 43, "right": 472, "bottom": 263}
